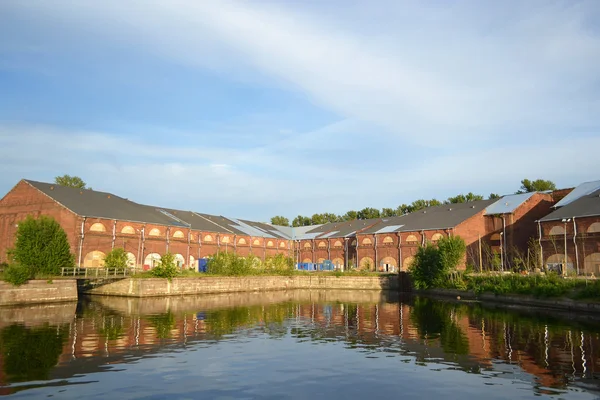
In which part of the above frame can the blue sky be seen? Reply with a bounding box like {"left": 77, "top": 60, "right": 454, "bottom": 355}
{"left": 1, "top": 0, "right": 599, "bottom": 222}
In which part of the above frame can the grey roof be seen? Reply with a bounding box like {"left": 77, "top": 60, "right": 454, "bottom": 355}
{"left": 554, "top": 180, "right": 600, "bottom": 208}
{"left": 26, "top": 180, "right": 189, "bottom": 227}
{"left": 539, "top": 188, "right": 600, "bottom": 221}
{"left": 361, "top": 199, "right": 496, "bottom": 234}
{"left": 237, "top": 219, "right": 290, "bottom": 239}
{"left": 162, "top": 209, "right": 234, "bottom": 233}
{"left": 192, "top": 213, "right": 247, "bottom": 236}
{"left": 484, "top": 192, "right": 536, "bottom": 215}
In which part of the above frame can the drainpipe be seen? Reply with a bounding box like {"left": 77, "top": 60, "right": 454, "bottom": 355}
{"left": 137, "top": 228, "right": 142, "bottom": 269}
{"left": 397, "top": 233, "right": 402, "bottom": 272}
{"left": 78, "top": 217, "right": 86, "bottom": 268}
{"left": 356, "top": 239, "right": 359, "bottom": 268}
{"left": 112, "top": 220, "right": 116, "bottom": 250}
{"left": 263, "top": 239, "right": 267, "bottom": 262}
{"left": 140, "top": 227, "right": 145, "bottom": 269}
{"left": 217, "top": 234, "right": 221, "bottom": 254}
{"left": 421, "top": 230, "right": 425, "bottom": 246}
{"left": 537, "top": 221, "right": 543, "bottom": 270}
{"left": 374, "top": 235, "right": 378, "bottom": 272}
{"left": 344, "top": 238, "right": 349, "bottom": 272}
{"left": 166, "top": 227, "right": 170, "bottom": 253}
{"left": 573, "top": 218, "right": 579, "bottom": 275}
{"left": 233, "top": 234, "right": 237, "bottom": 255}
{"left": 250, "top": 237, "right": 253, "bottom": 255}
{"left": 327, "top": 239, "right": 331, "bottom": 261}
{"left": 502, "top": 215, "right": 507, "bottom": 270}
{"left": 198, "top": 233, "right": 202, "bottom": 261}
{"left": 186, "top": 229, "right": 191, "bottom": 269}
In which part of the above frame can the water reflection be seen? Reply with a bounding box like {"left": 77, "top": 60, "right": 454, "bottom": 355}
{"left": 0, "top": 291, "right": 599, "bottom": 398}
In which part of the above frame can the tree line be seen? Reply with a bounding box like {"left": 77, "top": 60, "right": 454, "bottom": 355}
{"left": 271, "top": 178, "right": 557, "bottom": 227}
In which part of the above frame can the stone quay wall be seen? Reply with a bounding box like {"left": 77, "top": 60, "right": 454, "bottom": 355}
{"left": 0, "top": 279, "right": 78, "bottom": 306}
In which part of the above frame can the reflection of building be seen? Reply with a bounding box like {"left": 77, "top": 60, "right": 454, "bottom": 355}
{"left": 538, "top": 181, "right": 600, "bottom": 275}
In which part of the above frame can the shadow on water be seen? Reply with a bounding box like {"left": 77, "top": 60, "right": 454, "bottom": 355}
{"left": 0, "top": 290, "right": 599, "bottom": 398}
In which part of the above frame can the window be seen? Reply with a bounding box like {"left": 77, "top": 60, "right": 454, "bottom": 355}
{"left": 83, "top": 251, "right": 105, "bottom": 268}
{"left": 587, "top": 223, "right": 600, "bottom": 233}
{"left": 362, "top": 237, "right": 372, "bottom": 245}
{"left": 279, "top": 242, "right": 286, "bottom": 248}
{"left": 90, "top": 223, "right": 106, "bottom": 232}
{"left": 549, "top": 225, "right": 565, "bottom": 235}
{"left": 253, "top": 239, "right": 261, "bottom": 246}
{"left": 334, "top": 240, "right": 342, "bottom": 247}
{"left": 304, "top": 242, "right": 312, "bottom": 249}
{"left": 238, "top": 238, "right": 247, "bottom": 245}
{"left": 431, "top": 233, "right": 443, "bottom": 242}
{"left": 148, "top": 228, "right": 161, "bottom": 236}
{"left": 351, "top": 240, "right": 357, "bottom": 246}
{"left": 204, "top": 234, "right": 213, "bottom": 242}
{"left": 406, "top": 235, "right": 418, "bottom": 243}
{"left": 172, "top": 230, "right": 184, "bottom": 239}
{"left": 267, "top": 240, "right": 274, "bottom": 247}
{"left": 121, "top": 225, "right": 135, "bottom": 234}
{"left": 318, "top": 241, "right": 327, "bottom": 248}
{"left": 382, "top": 236, "right": 393, "bottom": 244}
{"left": 221, "top": 236, "right": 230, "bottom": 243}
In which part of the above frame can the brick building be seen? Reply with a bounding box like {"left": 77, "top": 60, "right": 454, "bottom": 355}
{"left": 537, "top": 180, "right": 600, "bottom": 275}
{"left": 0, "top": 180, "right": 292, "bottom": 269}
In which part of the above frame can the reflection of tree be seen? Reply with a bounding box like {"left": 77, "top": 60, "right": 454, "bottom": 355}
{"left": 0, "top": 324, "right": 68, "bottom": 382}
{"left": 98, "top": 316, "right": 125, "bottom": 340}
{"left": 147, "top": 312, "right": 175, "bottom": 339}
{"left": 410, "top": 297, "right": 469, "bottom": 355}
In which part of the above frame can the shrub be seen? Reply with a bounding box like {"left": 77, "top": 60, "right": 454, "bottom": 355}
{"left": 104, "top": 248, "right": 129, "bottom": 270}
{"left": 206, "top": 252, "right": 257, "bottom": 276}
{"left": 408, "top": 243, "right": 443, "bottom": 289}
{"left": 437, "top": 235, "right": 466, "bottom": 272}
{"left": 3, "top": 264, "right": 33, "bottom": 286}
{"left": 263, "top": 254, "right": 295, "bottom": 274}
{"left": 9, "top": 215, "right": 74, "bottom": 277}
{"left": 150, "top": 252, "right": 179, "bottom": 279}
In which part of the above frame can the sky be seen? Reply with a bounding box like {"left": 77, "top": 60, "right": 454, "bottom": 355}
{"left": 1, "top": 0, "right": 599, "bottom": 222}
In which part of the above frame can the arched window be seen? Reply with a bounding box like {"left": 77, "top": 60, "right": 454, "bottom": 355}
{"left": 172, "top": 230, "right": 184, "bottom": 239}
{"left": 490, "top": 233, "right": 501, "bottom": 241}
{"left": 359, "top": 257, "right": 374, "bottom": 270}
{"left": 302, "top": 258, "right": 312, "bottom": 263}
{"left": 584, "top": 253, "right": 600, "bottom": 275}
{"left": 204, "top": 234, "right": 213, "bottom": 242}
{"left": 238, "top": 237, "right": 247, "bottom": 245}
{"left": 174, "top": 254, "right": 185, "bottom": 267}
{"left": 318, "top": 241, "right": 327, "bottom": 248}
{"left": 431, "top": 233, "right": 443, "bottom": 242}
{"left": 351, "top": 239, "right": 357, "bottom": 246}
{"left": 90, "top": 223, "right": 106, "bottom": 232}
{"left": 148, "top": 228, "right": 161, "bottom": 236}
{"left": 402, "top": 256, "right": 415, "bottom": 271}
{"left": 253, "top": 239, "right": 261, "bottom": 246}
{"left": 267, "top": 240, "right": 274, "bottom": 247}
{"left": 221, "top": 236, "right": 230, "bottom": 243}
{"left": 549, "top": 225, "right": 565, "bottom": 235}
{"left": 406, "top": 235, "right": 418, "bottom": 243}
{"left": 587, "top": 223, "right": 600, "bottom": 233}
{"left": 144, "top": 253, "right": 161, "bottom": 268}
{"left": 382, "top": 236, "right": 393, "bottom": 244}
{"left": 189, "top": 255, "right": 196, "bottom": 269}
{"left": 334, "top": 240, "right": 342, "bottom": 247}
{"left": 317, "top": 258, "right": 325, "bottom": 263}
{"left": 126, "top": 252, "right": 136, "bottom": 268}
{"left": 303, "top": 242, "right": 312, "bottom": 249}
{"left": 362, "top": 237, "right": 372, "bottom": 245}
{"left": 279, "top": 241, "right": 286, "bottom": 248}
{"left": 83, "top": 251, "right": 105, "bottom": 268}
{"left": 121, "top": 225, "right": 135, "bottom": 234}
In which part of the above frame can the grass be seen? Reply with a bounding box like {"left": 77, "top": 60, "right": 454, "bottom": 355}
{"left": 436, "top": 272, "right": 600, "bottom": 301}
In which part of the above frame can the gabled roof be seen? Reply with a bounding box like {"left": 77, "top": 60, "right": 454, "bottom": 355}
{"left": 161, "top": 209, "right": 234, "bottom": 234}
{"left": 316, "top": 219, "right": 381, "bottom": 239}
{"left": 553, "top": 180, "right": 600, "bottom": 208}
{"left": 484, "top": 192, "right": 536, "bottom": 215}
{"left": 25, "top": 180, "right": 189, "bottom": 227}
{"left": 539, "top": 188, "right": 600, "bottom": 221}
{"left": 237, "top": 219, "right": 290, "bottom": 239}
{"left": 361, "top": 199, "right": 496, "bottom": 234}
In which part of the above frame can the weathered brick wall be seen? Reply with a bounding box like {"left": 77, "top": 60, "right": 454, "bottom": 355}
{"left": 0, "top": 279, "right": 78, "bottom": 306}
{"left": 88, "top": 275, "right": 399, "bottom": 297}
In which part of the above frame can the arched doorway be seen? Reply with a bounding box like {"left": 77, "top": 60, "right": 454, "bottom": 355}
{"left": 546, "top": 253, "right": 573, "bottom": 274}
{"left": 126, "top": 252, "right": 136, "bottom": 268}
{"left": 584, "top": 253, "right": 600, "bottom": 276}
{"left": 402, "top": 256, "right": 415, "bottom": 271}
{"left": 359, "top": 257, "right": 374, "bottom": 271}
{"left": 144, "top": 253, "right": 161, "bottom": 269}
{"left": 379, "top": 256, "right": 397, "bottom": 272}
{"left": 189, "top": 255, "right": 196, "bottom": 270}
{"left": 332, "top": 257, "right": 344, "bottom": 269}
{"left": 83, "top": 251, "right": 105, "bottom": 268}
{"left": 174, "top": 254, "right": 185, "bottom": 268}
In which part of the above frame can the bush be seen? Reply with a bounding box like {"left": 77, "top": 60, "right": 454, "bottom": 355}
{"left": 3, "top": 264, "right": 33, "bottom": 286}
{"left": 409, "top": 236, "right": 467, "bottom": 289}
{"left": 9, "top": 215, "right": 74, "bottom": 276}
{"left": 150, "top": 252, "right": 179, "bottom": 279}
{"left": 104, "top": 248, "right": 129, "bottom": 270}
{"left": 206, "top": 252, "right": 258, "bottom": 276}
{"left": 437, "top": 235, "right": 466, "bottom": 272}
{"left": 263, "top": 254, "right": 295, "bottom": 275}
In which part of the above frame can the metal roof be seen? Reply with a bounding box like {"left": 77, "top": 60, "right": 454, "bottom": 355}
{"left": 318, "top": 231, "right": 339, "bottom": 239}
{"left": 554, "top": 180, "right": 600, "bottom": 208}
{"left": 375, "top": 224, "right": 404, "bottom": 234}
{"left": 539, "top": 188, "right": 600, "bottom": 221}
{"left": 361, "top": 199, "right": 496, "bottom": 234}
{"left": 484, "top": 192, "right": 536, "bottom": 215}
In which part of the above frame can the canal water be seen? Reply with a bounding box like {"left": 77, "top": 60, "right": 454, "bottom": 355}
{"left": 1, "top": 291, "right": 600, "bottom": 399}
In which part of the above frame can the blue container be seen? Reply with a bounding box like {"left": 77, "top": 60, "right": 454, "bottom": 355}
{"left": 198, "top": 258, "right": 209, "bottom": 273}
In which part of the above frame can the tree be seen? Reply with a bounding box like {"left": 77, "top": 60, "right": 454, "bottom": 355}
{"left": 104, "top": 248, "right": 129, "bottom": 269}
{"left": 292, "top": 215, "right": 312, "bottom": 227}
{"left": 270, "top": 216, "right": 290, "bottom": 227}
{"left": 321, "top": 213, "right": 341, "bottom": 223}
{"left": 408, "top": 235, "right": 467, "bottom": 289}
{"left": 310, "top": 213, "right": 327, "bottom": 225}
{"left": 381, "top": 207, "right": 397, "bottom": 218}
{"left": 517, "top": 178, "right": 556, "bottom": 193}
{"left": 357, "top": 207, "right": 381, "bottom": 220}
{"left": 445, "top": 192, "right": 484, "bottom": 204}
{"left": 150, "top": 252, "right": 179, "bottom": 279}
{"left": 341, "top": 211, "right": 358, "bottom": 221}
{"left": 8, "top": 215, "right": 74, "bottom": 279}
{"left": 410, "top": 199, "right": 441, "bottom": 212}
{"left": 54, "top": 175, "right": 89, "bottom": 189}
{"left": 396, "top": 204, "right": 413, "bottom": 215}
{"left": 488, "top": 193, "right": 501, "bottom": 199}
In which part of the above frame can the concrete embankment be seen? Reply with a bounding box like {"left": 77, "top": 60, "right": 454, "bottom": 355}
{"left": 0, "top": 279, "right": 78, "bottom": 306}
{"left": 0, "top": 301, "right": 77, "bottom": 328}
{"left": 87, "top": 275, "right": 399, "bottom": 297}
{"left": 420, "top": 288, "right": 600, "bottom": 314}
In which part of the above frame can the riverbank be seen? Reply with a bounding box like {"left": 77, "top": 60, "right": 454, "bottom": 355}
{"left": 0, "top": 279, "right": 78, "bottom": 306}
{"left": 87, "top": 275, "right": 399, "bottom": 297}
{"left": 419, "top": 288, "right": 600, "bottom": 314}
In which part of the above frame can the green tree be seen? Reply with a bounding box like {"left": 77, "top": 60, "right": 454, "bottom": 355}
{"left": 445, "top": 192, "right": 484, "bottom": 204}
{"left": 104, "top": 248, "right": 129, "bottom": 269}
{"left": 8, "top": 215, "right": 74, "bottom": 279}
{"left": 517, "top": 178, "right": 556, "bottom": 193}
{"left": 409, "top": 235, "right": 467, "bottom": 289}
{"left": 310, "top": 213, "right": 327, "bottom": 225}
{"left": 488, "top": 193, "right": 501, "bottom": 199}
{"left": 321, "top": 213, "right": 341, "bottom": 223}
{"left": 436, "top": 235, "right": 467, "bottom": 271}
{"left": 396, "top": 204, "right": 413, "bottom": 215}
{"left": 150, "top": 252, "right": 179, "bottom": 279}
{"left": 270, "top": 216, "right": 290, "bottom": 226}
{"left": 410, "top": 199, "right": 441, "bottom": 211}
{"left": 381, "top": 207, "right": 397, "bottom": 217}
{"left": 54, "top": 174, "right": 89, "bottom": 189}
{"left": 357, "top": 207, "right": 380, "bottom": 220}
{"left": 341, "top": 211, "right": 358, "bottom": 221}
{"left": 292, "top": 215, "right": 312, "bottom": 227}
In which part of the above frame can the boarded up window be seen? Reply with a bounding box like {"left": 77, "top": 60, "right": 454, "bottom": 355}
{"left": 148, "top": 228, "right": 161, "bottom": 236}
{"left": 172, "top": 230, "right": 184, "bottom": 238}
{"left": 304, "top": 242, "right": 312, "bottom": 248}
{"left": 431, "top": 233, "right": 443, "bottom": 242}
{"left": 318, "top": 241, "right": 327, "bottom": 248}
{"left": 90, "top": 223, "right": 106, "bottom": 232}
{"left": 549, "top": 225, "right": 565, "bottom": 235}
{"left": 334, "top": 240, "right": 342, "bottom": 247}
{"left": 382, "top": 236, "right": 393, "bottom": 244}
{"left": 121, "top": 225, "right": 135, "bottom": 234}
{"left": 267, "top": 240, "right": 274, "bottom": 247}
{"left": 238, "top": 238, "right": 247, "bottom": 245}
{"left": 406, "top": 235, "right": 418, "bottom": 243}
{"left": 204, "top": 234, "right": 213, "bottom": 242}
{"left": 362, "top": 237, "right": 372, "bottom": 245}
{"left": 587, "top": 223, "right": 600, "bottom": 233}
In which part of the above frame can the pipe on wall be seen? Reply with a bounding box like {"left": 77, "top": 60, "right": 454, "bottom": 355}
{"left": 537, "top": 221, "right": 543, "bottom": 270}
{"left": 573, "top": 217, "right": 579, "bottom": 275}
{"left": 78, "top": 217, "right": 86, "bottom": 268}
{"left": 112, "top": 220, "right": 116, "bottom": 250}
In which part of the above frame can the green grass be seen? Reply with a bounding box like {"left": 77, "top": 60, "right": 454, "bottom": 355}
{"left": 436, "top": 272, "right": 600, "bottom": 301}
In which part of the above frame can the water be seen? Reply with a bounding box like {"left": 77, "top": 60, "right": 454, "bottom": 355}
{"left": 1, "top": 291, "right": 600, "bottom": 399}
